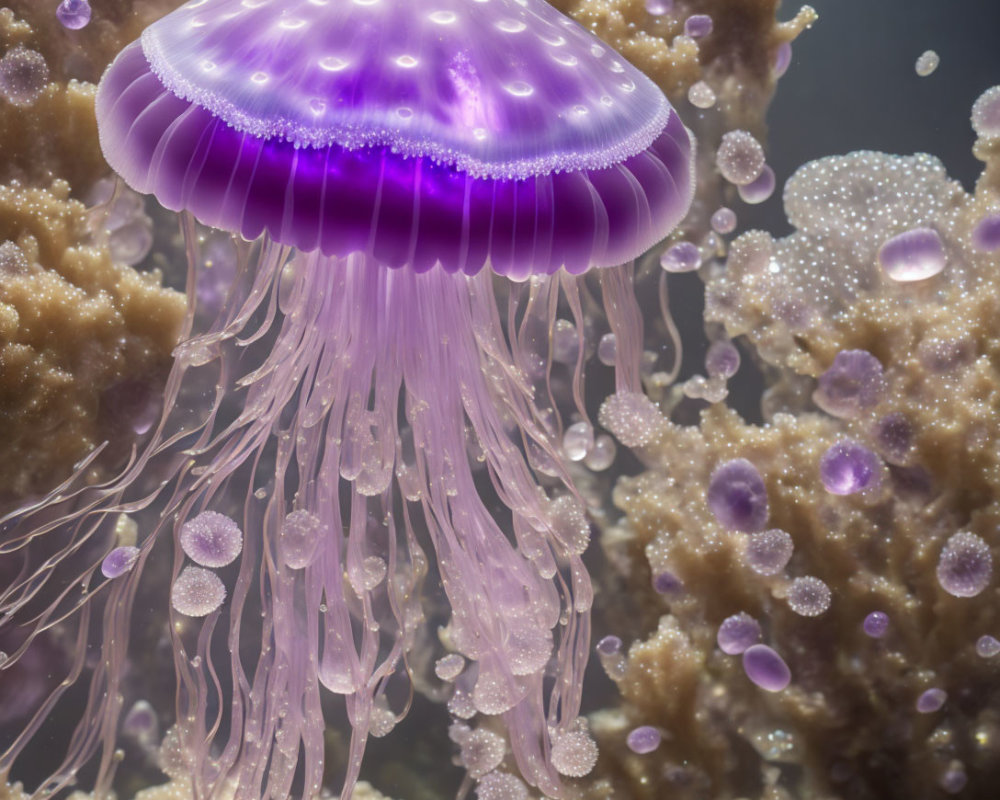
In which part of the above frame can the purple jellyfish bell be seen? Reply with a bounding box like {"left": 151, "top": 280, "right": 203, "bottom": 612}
{"left": 0, "top": 2, "right": 694, "bottom": 799}
{"left": 97, "top": 0, "right": 694, "bottom": 277}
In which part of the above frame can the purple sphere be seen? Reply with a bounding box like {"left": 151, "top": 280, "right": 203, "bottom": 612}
{"left": 786, "top": 576, "right": 831, "bottom": 616}
{"left": 659, "top": 241, "right": 701, "bottom": 273}
{"left": 625, "top": 725, "right": 661, "bottom": 754}
{"left": 717, "top": 612, "right": 762, "bottom": 655}
{"left": 737, "top": 164, "right": 776, "bottom": 204}
{"left": 707, "top": 459, "right": 769, "bottom": 532}
{"left": 976, "top": 635, "right": 1000, "bottom": 658}
{"left": 705, "top": 340, "right": 740, "bottom": 378}
{"left": 971, "top": 212, "right": 1000, "bottom": 252}
{"left": 936, "top": 531, "right": 992, "bottom": 598}
{"left": 57, "top": 0, "right": 92, "bottom": 30}
{"left": 652, "top": 570, "right": 684, "bottom": 595}
{"left": 742, "top": 645, "right": 791, "bottom": 692}
{"left": 916, "top": 687, "right": 947, "bottom": 713}
{"left": 813, "top": 349, "right": 884, "bottom": 419}
{"left": 596, "top": 635, "right": 623, "bottom": 656}
{"left": 878, "top": 227, "right": 946, "bottom": 282}
{"left": 101, "top": 546, "right": 140, "bottom": 579}
{"left": 683, "top": 14, "right": 713, "bottom": 38}
{"left": 710, "top": 206, "right": 737, "bottom": 234}
{"left": 862, "top": 611, "right": 890, "bottom": 638}
{"left": 179, "top": 511, "right": 244, "bottom": 568}
{"left": 744, "top": 529, "right": 794, "bottom": 575}
{"left": 819, "top": 440, "right": 881, "bottom": 495}
{"left": 872, "top": 412, "right": 912, "bottom": 463}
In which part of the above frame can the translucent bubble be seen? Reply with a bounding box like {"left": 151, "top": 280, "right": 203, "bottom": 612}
{"left": 745, "top": 529, "right": 793, "bottom": 575}
{"left": 976, "top": 634, "right": 1000, "bottom": 658}
{"left": 936, "top": 531, "right": 992, "bottom": 598}
{"left": 916, "top": 687, "right": 947, "bottom": 713}
{"left": 109, "top": 218, "right": 154, "bottom": 266}
{"left": 862, "top": 611, "right": 889, "bottom": 638}
{"left": 595, "top": 635, "right": 622, "bottom": 656}
{"left": 57, "top": 0, "right": 92, "bottom": 31}
{"left": 171, "top": 566, "right": 226, "bottom": 617}
{"left": 813, "top": 349, "right": 885, "bottom": 419}
{"left": 971, "top": 212, "right": 1000, "bottom": 252}
{"left": 684, "top": 14, "right": 712, "bottom": 38}
{"left": 687, "top": 80, "right": 716, "bottom": 109}
{"left": 476, "top": 772, "right": 528, "bottom": 800}
{"left": 716, "top": 130, "right": 765, "bottom": 186}
{"left": 101, "top": 546, "right": 140, "bottom": 579}
{"left": 971, "top": 86, "right": 1000, "bottom": 139}
{"left": 551, "top": 319, "right": 580, "bottom": 364}
{"left": 0, "top": 46, "right": 49, "bottom": 107}
{"left": 711, "top": 207, "right": 737, "bottom": 234}
{"left": 550, "top": 725, "right": 598, "bottom": 777}
{"left": 652, "top": 570, "right": 683, "bottom": 595}
{"left": 598, "top": 391, "right": 662, "bottom": 447}
{"left": 737, "top": 164, "right": 775, "bottom": 204}
{"left": 914, "top": 50, "right": 939, "bottom": 77}
{"left": 279, "top": 510, "right": 323, "bottom": 569}
{"left": 787, "top": 576, "right": 831, "bottom": 616}
{"left": 435, "top": 653, "right": 466, "bottom": 681}
{"left": 460, "top": 728, "right": 506, "bottom": 778}
{"left": 562, "top": 421, "right": 594, "bottom": 461}
{"left": 819, "top": 440, "right": 881, "bottom": 495}
{"left": 122, "top": 699, "right": 158, "bottom": 746}
{"left": 705, "top": 340, "right": 740, "bottom": 378}
{"left": 707, "top": 458, "right": 768, "bottom": 532}
{"left": 878, "top": 227, "right": 946, "bottom": 281}
{"left": 597, "top": 332, "right": 617, "bottom": 366}
{"left": 644, "top": 0, "right": 673, "bottom": 15}
{"left": 939, "top": 761, "right": 967, "bottom": 795}
{"left": 742, "top": 644, "right": 790, "bottom": 692}
{"left": 659, "top": 240, "right": 701, "bottom": 272}
{"left": 584, "top": 434, "right": 616, "bottom": 471}
{"left": 179, "top": 511, "right": 243, "bottom": 568}
{"left": 717, "top": 612, "right": 762, "bottom": 655}
{"left": 626, "top": 725, "right": 661, "bottom": 754}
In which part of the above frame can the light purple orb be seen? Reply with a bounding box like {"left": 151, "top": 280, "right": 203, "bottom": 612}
{"left": 683, "top": 14, "right": 713, "bottom": 38}
{"left": 971, "top": 86, "right": 1000, "bottom": 139}
{"left": 710, "top": 206, "right": 737, "bottom": 234}
{"left": 745, "top": 529, "right": 794, "bottom": 575}
{"left": 819, "top": 440, "right": 881, "bottom": 495}
{"left": 101, "top": 546, "right": 140, "bottom": 579}
{"left": 717, "top": 612, "right": 762, "bottom": 655}
{"left": 814, "top": 349, "right": 885, "bottom": 419}
{"left": 659, "top": 241, "right": 701, "bottom": 273}
{"left": 915, "top": 687, "right": 947, "bottom": 713}
{"left": 652, "top": 570, "right": 684, "bottom": 595}
{"left": 742, "top": 645, "right": 791, "bottom": 692}
{"left": 863, "top": 611, "right": 890, "bottom": 638}
{"left": 716, "top": 130, "right": 765, "bottom": 186}
{"left": 976, "top": 635, "right": 1000, "bottom": 658}
{"left": 705, "top": 340, "right": 740, "bottom": 379}
{"left": 707, "top": 459, "right": 768, "bottom": 532}
{"left": 737, "top": 164, "right": 776, "bottom": 204}
{"left": 939, "top": 762, "right": 968, "bottom": 795}
{"left": 971, "top": 212, "right": 1000, "bottom": 252}
{"left": 936, "top": 531, "right": 992, "bottom": 598}
{"left": 773, "top": 42, "right": 792, "bottom": 78}
{"left": 0, "top": 46, "right": 49, "bottom": 107}
{"left": 878, "top": 227, "right": 946, "bottom": 282}
{"left": 596, "top": 635, "right": 622, "bottom": 656}
{"left": 171, "top": 566, "right": 226, "bottom": 617}
{"left": 626, "top": 725, "right": 661, "bottom": 754}
{"left": 179, "top": 511, "right": 243, "bottom": 568}
{"left": 57, "top": 0, "right": 92, "bottom": 30}
{"left": 644, "top": 0, "right": 673, "bottom": 15}
{"left": 787, "top": 576, "right": 831, "bottom": 616}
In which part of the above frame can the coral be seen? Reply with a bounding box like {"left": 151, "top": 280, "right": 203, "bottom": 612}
{"left": 0, "top": 178, "right": 183, "bottom": 499}
{"left": 589, "top": 95, "right": 1000, "bottom": 799}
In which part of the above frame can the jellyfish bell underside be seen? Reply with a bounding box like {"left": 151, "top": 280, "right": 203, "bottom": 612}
{"left": 0, "top": 0, "right": 693, "bottom": 798}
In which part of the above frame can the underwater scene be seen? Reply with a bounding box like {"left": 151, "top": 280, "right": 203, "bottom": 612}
{"left": 0, "top": 1, "right": 998, "bottom": 799}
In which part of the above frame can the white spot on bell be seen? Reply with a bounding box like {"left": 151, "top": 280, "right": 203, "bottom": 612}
{"left": 505, "top": 81, "right": 533, "bottom": 97}
{"left": 251, "top": 71, "right": 269, "bottom": 84}
{"left": 319, "top": 56, "right": 349, "bottom": 71}
{"left": 497, "top": 20, "right": 526, "bottom": 33}
{"left": 395, "top": 55, "right": 419, "bottom": 68}
{"left": 428, "top": 10, "right": 457, "bottom": 24}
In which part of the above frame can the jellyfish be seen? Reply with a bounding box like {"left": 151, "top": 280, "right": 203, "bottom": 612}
{"left": 0, "top": 0, "right": 693, "bottom": 797}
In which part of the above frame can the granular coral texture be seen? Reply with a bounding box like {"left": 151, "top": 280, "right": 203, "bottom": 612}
{"left": 591, "top": 138, "right": 1000, "bottom": 798}
{"left": 0, "top": 180, "right": 183, "bottom": 500}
